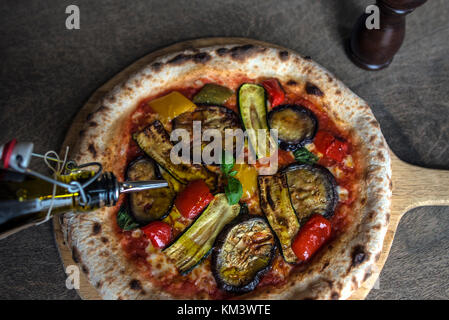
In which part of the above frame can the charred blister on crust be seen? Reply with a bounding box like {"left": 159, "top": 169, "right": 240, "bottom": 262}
{"left": 377, "top": 151, "right": 385, "bottom": 162}
{"left": 351, "top": 245, "right": 367, "bottom": 267}
{"left": 331, "top": 291, "right": 340, "bottom": 300}
{"left": 193, "top": 52, "right": 211, "bottom": 63}
{"left": 88, "top": 121, "right": 98, "bottom": 128}
{"left": 92, "top": 222, "right": 101, "bottom": 235}
{"left": 305, "top": 82, "right": 324, "bottom": 97}
{"left": 129, "top": 279, "right": 142, "bottom": 291}
{"left": 88, "top": 144, "right": 97, "bottom": 158}
{"left": 167, "top": 52, "right": 212, "bottom": 65}
{"left": 151, "top": 62, "right": 162, "bottom": 72}
{"left": 106, "top": 95, "right": 117, "bottom": 103}
{"left": 168, "top": 54, "right": 190, "bottom": 65}
{"left": 216, "top": 47, "right": 229, "bottom": 56}
{"left": 81, "top": 264, "right": 89, "bottom": 274}
{"left": 286, "top": 80, "right": 298, "bottom": 86}
{"left": 369, "top": 119, "right": 380, "bottom": 128}
{"left": 226, "top": 45, "right": 266, "bottom": 61}
{"left": 279, "top": 50, "right": 289, "bottom": 61}
{"left": 97, "top": 105, "right": 110, "bottom": 113}
{"left": 372, "top": 224, "right": 382, "bottom": 230}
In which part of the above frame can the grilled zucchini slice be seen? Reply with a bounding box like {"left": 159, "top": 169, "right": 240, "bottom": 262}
{"left": 163, "top": 193, "right": 240, "bottom": 274}
{"left": 212, "top": 215, "right": 276, "bottom": 293}
{"left": 238, "top": 83, "right": 276, "bottom": 159}
{"left": 258, "top": 174, "right": 300, "bottom": 263}
{"left": 267, "top": 104, "right": 317, "bottom": 151}
{"left": 283, "top": 163, "right": 338, "bottom": 222}
{"left": 133, "top": 120, "right": 217, "bottom": 190}
{"left": 125, "top": 157, "right": 174, "bottom": 223}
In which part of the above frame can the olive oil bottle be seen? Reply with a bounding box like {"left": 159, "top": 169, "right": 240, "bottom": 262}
{"left": 0, "top": 168, "right": 119, "bottom": 239}
{"left": 0, "top": 140, "right": 168, "bottom": 239}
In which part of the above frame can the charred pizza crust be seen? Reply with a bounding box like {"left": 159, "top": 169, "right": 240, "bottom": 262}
{"left": 60, "top": 42, "right": 391, "bottom": 300}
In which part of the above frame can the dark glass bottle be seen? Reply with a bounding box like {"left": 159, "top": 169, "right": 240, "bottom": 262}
{"left": 0, "top": 169, "right": 119, "bottom": 239}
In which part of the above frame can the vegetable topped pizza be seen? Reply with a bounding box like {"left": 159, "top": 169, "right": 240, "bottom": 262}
{"left": 61, "top": 42, "right": 391, "bottom": 300}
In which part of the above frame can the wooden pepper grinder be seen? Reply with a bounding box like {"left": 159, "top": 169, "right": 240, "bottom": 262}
{"left": 348, "top": 0, "right": 427, "bottom": 70}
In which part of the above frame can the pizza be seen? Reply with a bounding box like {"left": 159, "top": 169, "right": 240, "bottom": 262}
{"left": 60, "top": 42, "right": 391, "bottom": 300}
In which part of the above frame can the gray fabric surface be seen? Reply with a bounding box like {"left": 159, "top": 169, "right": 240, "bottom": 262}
{"left": 0, "top": 0, "right": 448, "bottom": 299}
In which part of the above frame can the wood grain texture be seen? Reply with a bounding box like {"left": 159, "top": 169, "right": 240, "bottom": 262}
{"left": 53, "top": 38, "right": 449, "bottom": 300}
{"left": 349, "top": 151, "right": 449, "bottom": 299}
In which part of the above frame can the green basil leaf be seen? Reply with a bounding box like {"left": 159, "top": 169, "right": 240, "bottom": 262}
{"left": 293, "top": 147, "right": 319, "bottom": 165}
{"left": 228, "top": 170, "right": 238, "bottom": 177}
{"left": 117, "top": 204, "right": 139, "bottom": 231}
{"left": 225, "top": 176, "right": 243, "bottom": 205}
{"left": 221, "top": 151, "right": 235, "bottom": 175}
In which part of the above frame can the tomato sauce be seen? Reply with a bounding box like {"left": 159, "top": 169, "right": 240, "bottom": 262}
{"left": 117, "top": 78, "right": 362, "bottom": 298}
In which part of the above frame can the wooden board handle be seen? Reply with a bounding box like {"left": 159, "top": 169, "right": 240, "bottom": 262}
{"left": 391, "top": 151, "right": 449, "bottom": 213}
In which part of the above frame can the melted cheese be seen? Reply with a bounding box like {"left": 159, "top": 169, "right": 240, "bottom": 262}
{"left": 343, "top": 155, "right": 354, "bottom": 168}
{"left": 329, "top": 165, "right": 344, "bottom": 179}
{"left": 337, "top": 186, "right": 349, "bottom": 202}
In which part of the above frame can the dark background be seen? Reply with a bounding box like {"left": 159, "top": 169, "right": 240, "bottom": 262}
{"left": 0, "top": 0, "right": 448, "bottom": 299}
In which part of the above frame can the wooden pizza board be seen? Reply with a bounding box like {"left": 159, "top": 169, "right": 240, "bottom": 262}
{"left": 53, "top": 37, "right": 449, "bottom": 300}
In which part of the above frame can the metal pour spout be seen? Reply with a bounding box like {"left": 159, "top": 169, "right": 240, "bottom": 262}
{"left": 119, "top": 180, "right": 169, "bottom": 194}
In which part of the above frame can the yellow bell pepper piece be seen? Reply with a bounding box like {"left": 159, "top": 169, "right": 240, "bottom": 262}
{"left": 234, "top": 163, "right": 258, "bottom": 200}
{"left": 148, "top": 91, "right": 196, "bottom": 124}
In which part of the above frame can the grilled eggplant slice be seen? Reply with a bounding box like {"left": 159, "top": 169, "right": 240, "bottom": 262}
{"left": 133, "top": 120, "right": 217, "bottom": 190}
{"left": 283, "top": 163, "right": 338, "bottom": 222}
{"left": 172, "top": 105, "right": 242, "bottom": 162}
{"left": 212, "top": 215, "right": 276, "bottom": 293}
{"left": 173, "top": 106, "right": 240, "bottom": 134}
{"left": 125, "top": 157, "right": 175, "bottom": 224}
{"left": 163, "top": 193, "right": 240, "bottom": 274}
{"left": 238, "top": 83, "right": 276, "bottom": 159}
{"left": 193, "top": 83, "right": 233, "bottom": 105}
{"left": 267, "top": 104, "right": 317, "bottom": 151}
{"left": 258, "top": 174, "right": 300, "bottom": 263}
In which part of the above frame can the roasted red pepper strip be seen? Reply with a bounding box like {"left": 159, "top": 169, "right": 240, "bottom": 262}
{"left": 175, "top": 179, "right": 214, "bottom": 219}
{"left": 141, "top": 221, "right": 172, "bottom": 249}
{"left": 314, "top": 131, "right": 349, "bottom": 163}
{"left": 262, "top": 79, "right": 285, "bottom": 108}
{"left": 313, "top": 131, "right": 334, "bottom": 154}
{"left": 292, "top": 214, "right": 331, "bottom": 262}
{"left": 326, "top": 139, "right": 349, "bottom": 162}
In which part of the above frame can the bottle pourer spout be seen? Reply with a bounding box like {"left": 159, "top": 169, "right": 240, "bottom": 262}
{"left": 119, "top": 180, "right": 169, "bottom": 194}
